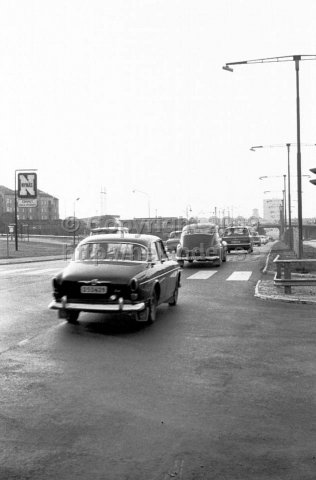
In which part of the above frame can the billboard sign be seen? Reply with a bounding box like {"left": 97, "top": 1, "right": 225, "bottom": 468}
{"left": 17, "top": 172, "right": 37, "bottom": 199}
{"left": 17, "top": 172, "right": 37, "bottom": 207}
{"left": 18, "top": 198, "right": 38, "bottom": 207}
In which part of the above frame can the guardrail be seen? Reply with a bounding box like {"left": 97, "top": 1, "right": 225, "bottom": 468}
{"left": 273, "top": 255, "right": 316, "bottom": 294}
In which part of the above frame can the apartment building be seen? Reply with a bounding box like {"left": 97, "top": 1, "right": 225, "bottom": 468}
{"left": 0, "top": 185, "right": 59, "bottom": 221}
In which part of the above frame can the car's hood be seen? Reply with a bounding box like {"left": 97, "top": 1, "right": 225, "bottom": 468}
{"left": 59, "top": 261, "right": 147, "bottom": 284}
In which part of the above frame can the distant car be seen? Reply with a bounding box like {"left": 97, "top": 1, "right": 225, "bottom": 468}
{"left": 48, "top": 234, "right": 181, "bottom": 324}
{"left": 176, "top": 223, "right": 227, "bottom": 267}
{"left": 251, "top": 231, "right": 262, "bottom": 246}
{"left": 90, "top": 226, "right": 129, "bottom": 235}
{"left": 165, "top": 230, "right": 182, "bottom": 253}
{"left": 259, "top": 235, "right": 269, "bottom": 245}
{"left": 221, "top": 226, "right": 254, "bottom": 253}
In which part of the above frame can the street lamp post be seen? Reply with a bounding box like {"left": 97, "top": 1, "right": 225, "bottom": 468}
{"left": 73, "top": 197, "right": 80, "bottom": 246}
{"left": 132, "top": 189, "right": 151, "bottom": 218}
{"left": 251, "top": 143, "right": 316, "bottom": 228}
{"left": 223, "top": 54, "right": 316, "bottom": 258}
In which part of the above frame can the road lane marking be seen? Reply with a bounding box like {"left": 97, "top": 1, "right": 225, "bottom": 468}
{"left": 226, "top": 271, "right": 252, "bottom": 281}
{"left": 18, "top": 339, "right": 29, "bottom": 346}
{"left": 187, "top": 271, "right": 218, "bottom": 279}
{"left": 24, "top": 268, "right": 60, "bottom": 275}
{"left": 0, "top": 268, "right": 36, "bottom": 275}
{"left": 0, "top": 267, "right": 60, "bottom": 275}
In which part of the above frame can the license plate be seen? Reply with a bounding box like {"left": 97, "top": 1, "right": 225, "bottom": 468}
{"left": 80, "top": 286, "right": 107, "bottom": 294}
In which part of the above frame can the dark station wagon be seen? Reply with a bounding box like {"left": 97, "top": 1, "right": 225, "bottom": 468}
{"left": 49, "top": 234, "right": 181, "bottom": 324}
{"left": 221, "top": 226, "right": 254, "bottom": 253}
{"left": 176, "top": 222, "right": 227, "bottom": 267}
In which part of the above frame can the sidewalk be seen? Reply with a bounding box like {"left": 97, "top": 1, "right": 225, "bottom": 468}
{"left": 255, "top": 241, "right": 316, "bottom": 305}
{"left": 0, "top": 255, "right": 65, "bottom": 265}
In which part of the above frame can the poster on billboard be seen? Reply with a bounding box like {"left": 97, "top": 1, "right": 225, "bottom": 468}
{"left": 17, "top": 172, "right": 37, "bottom": 207}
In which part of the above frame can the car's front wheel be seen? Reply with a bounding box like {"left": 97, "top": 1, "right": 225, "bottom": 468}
{"left": 135, "top": 306, "right": 149, "bottom": 322}
{"left": 148, "top": 291, "right": 158, "bottom": 323}
{"left": 168, "top": 280, "right": 179, "bottom": 306}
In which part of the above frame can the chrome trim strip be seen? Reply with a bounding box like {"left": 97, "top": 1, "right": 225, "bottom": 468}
{"left": 139, "top": 266, "right": 180, "bottom": 286}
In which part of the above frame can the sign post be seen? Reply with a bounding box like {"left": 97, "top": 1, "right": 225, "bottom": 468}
{"left": 14, "top": 170, "right": 38, "bottom": 251}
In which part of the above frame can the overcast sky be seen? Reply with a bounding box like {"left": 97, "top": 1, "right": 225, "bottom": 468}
{"left": 1, "top": 0, "right": 316, "bottom": 220}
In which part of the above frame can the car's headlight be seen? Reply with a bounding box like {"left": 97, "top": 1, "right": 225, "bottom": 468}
{"left": 129, "top": 277, "right": 138, "bottom": 292}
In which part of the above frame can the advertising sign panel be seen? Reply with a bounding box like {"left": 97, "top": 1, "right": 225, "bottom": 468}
{"left": 17, "top": 172, "right": 37, "bottom": 207}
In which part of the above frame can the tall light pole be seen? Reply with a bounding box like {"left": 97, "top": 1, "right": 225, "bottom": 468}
{"left": 251, "top": 143, "right": 316, "bottom": 228}
{"left": 73, "top": 197, "right": 80, "bottom": 246}
{"left": 132, "top": 189, "right": 151, "bottom": 218}
{"left": 186, "top": 204, "right": 192, "bottom": 220}
{"left": 223, "top": 54, "right": 316, "bottom": 258}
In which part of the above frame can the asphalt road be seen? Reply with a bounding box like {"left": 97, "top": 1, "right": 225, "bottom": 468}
{"left": 1, "top": 247, "right": 315, "bottom": 480}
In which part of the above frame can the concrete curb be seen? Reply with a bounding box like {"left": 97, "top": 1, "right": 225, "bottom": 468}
{"left": 255, "top": 280, "right": 316, "bottom": 305}
{"left": 0, "top": 256, "right": 65, "bottom": 265}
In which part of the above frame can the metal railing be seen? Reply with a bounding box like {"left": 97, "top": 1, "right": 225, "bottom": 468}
{"left": 273, "top": 255, "right": 316, "bottom": 293}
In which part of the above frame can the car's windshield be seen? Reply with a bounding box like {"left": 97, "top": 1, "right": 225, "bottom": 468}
{"left": 224, "top": 227, "right": 249, "bottom": 236}
{"left": 183, "top": 225, "right": 216, "bottom": 235}
{"left": 75, "top": 242, "right": 148, "bottom": 262}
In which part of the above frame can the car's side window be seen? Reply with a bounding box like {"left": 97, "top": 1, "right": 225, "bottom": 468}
{"left": 155, "top": 240, "right": 168, "bottom": 261}
{"left": 150, "top": 242, "right": 159, "bottom": 262}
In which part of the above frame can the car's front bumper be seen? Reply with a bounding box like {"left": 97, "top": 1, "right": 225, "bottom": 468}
{"left": 48, "top": 296, "right": 146, "bottom": 315}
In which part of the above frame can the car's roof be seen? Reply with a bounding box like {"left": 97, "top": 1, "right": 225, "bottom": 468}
{"left": 80, "top": 233, "right": 161, "bottom": 246}
{"left": 224, "top": 225, "right": 251, "bottom": 230}
{"left": 182, "top": 222, "right": 217, "bottom": 232}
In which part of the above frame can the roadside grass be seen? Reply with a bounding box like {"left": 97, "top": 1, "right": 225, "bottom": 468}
{"left": 0, "top": 239, "right": 72, "bottom": 259}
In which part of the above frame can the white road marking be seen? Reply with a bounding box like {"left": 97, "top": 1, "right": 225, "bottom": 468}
{"left": 187, "top": 271, "right": 218, "bottom": 279}
{"left": 227, "top": 271, "right": 252, "bottom": 281}
{"left": 18, "top": 339, "right": 29, "bottom": 346}
{"left": 24, "top": 268, "right": 60, "bottom": 275}
{"left": 0, "top": 268, "right": 36, "bottom": 275}
{"left": 0, "top": 267, "right": 60, "bottom": 276}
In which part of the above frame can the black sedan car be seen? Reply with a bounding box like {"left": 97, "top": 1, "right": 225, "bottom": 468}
{"left": 48, "top": 234, "right": 181, "bottom": 324}
{"left": 165, "top": 230, "right": 182, "bottom": 253}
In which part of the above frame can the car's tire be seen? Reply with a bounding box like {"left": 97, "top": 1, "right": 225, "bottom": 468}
{"left": 66, "top": 310, "right": 80, "bottom": 324}
{"left": 135, "top": 306, "right": 149, "bottom": 322}
{"left": 177, "top": 260, "right": 184, "bottom": 268}
{"left": 148, "top": 291, "right": 158, "bottom": 323}
{"left": 214, "top": 256, "right": 222, "bottom": 267}
{"left": 248, "top": 247, "right": 253, "bottom": 254}
{"left": 168, "top": 280, "right": 179, "bottom": 306}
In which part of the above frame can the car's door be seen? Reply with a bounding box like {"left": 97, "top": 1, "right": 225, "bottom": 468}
{"left": 154, "top": 240, "right": 178, "bottom": 301}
